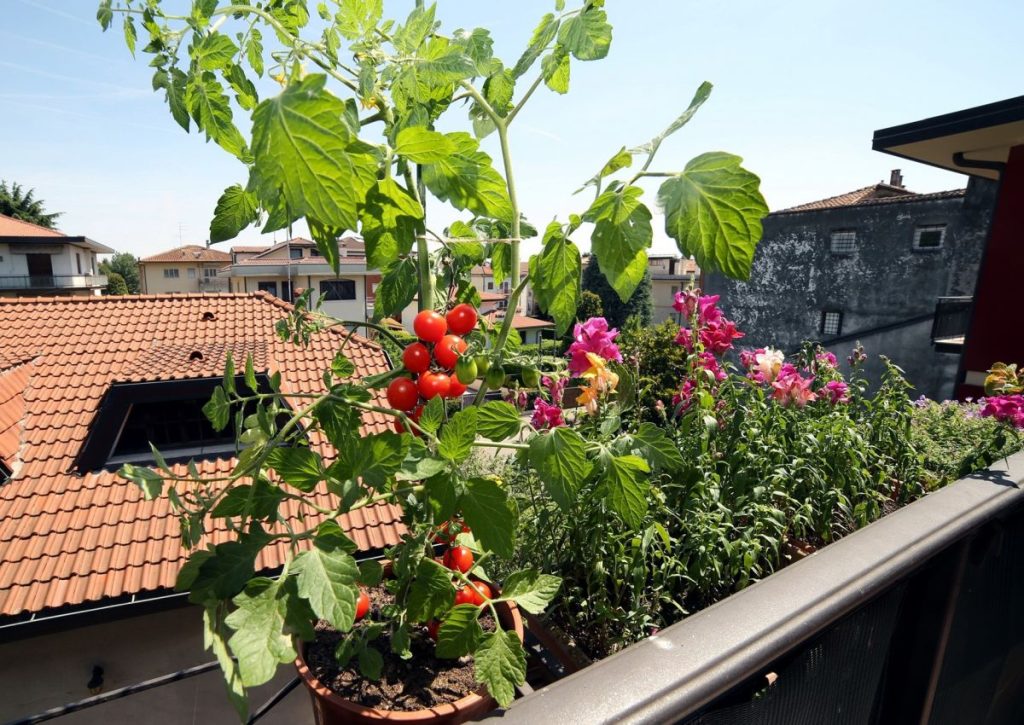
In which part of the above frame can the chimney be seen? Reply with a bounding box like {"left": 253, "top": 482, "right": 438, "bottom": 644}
{"left": 889, "top": 169, "right": 904, "bottom": 188}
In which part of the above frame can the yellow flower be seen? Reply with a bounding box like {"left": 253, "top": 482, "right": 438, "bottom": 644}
{"left": 577, "top": 353, "right": 619, "bottom": 414}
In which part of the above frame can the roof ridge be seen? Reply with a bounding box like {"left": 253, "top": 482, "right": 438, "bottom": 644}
{"left": 774, "top": 184, "right": 966, "bottom": 215}
{"left": 0, "top": 292, "right": 258, "bottom": 304}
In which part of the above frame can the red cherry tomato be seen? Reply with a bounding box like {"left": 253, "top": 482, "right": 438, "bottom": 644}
{"left": 418, "top": 371, "right": 451, "bottom": 400}
{"left": 386, "top": 377, "right": 419, "bottom": 411}
{"left": 446, "top": 304, "right": 478, "bottom": 336}
{"left": 467, "top": 581, "right": 492, "bottom": 606}
{"left": 355, "top": 589, "right": 370, "bottom": 620}
{"left": 443, "top": 545, "right": 474, "bottom": 574}
{"left": 434, "top": 334, "right": 467, "bottom": 370}
{"left": 394, "top": 404, "right": 423, "bottom": 434}
{"left": 402, "top": 342, "right": 431, "bottom": 374}
{"left": 427, "top": 620, "right": 441, "bottom": 641}
{"left": 447, "top": 376, "right": 468, "bottom": 399}
{"left": 454, "top": 586, "right": 476, "bottom": 607}
{"left": 414, "top": 310, "right": 447, "bottom": 344}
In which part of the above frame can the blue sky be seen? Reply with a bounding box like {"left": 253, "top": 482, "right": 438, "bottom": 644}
{"left": 2, "top": 0, "right": 1022, "bottom": 258}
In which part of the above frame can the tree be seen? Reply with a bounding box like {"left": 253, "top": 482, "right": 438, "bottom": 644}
{"left": 99, "top": 252, "right": 140, "bottom": 293}
{"left": 576, "top": 290, "right": 603, "bottom": 322}
{"left": 105, "top": 272, "right": 129, "bottom": 295}
{"left": 582, "top": 251, "right": 652, "bottom": 330}
{"left": 0, "top": 181, "right": 62, "bottom": 229}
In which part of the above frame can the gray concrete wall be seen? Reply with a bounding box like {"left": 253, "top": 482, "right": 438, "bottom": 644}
{"left": 706, "top": 178, "right": 996, "bottom": 399}
{"left": 0, "top": 604, "right": 312, "bottom": 725}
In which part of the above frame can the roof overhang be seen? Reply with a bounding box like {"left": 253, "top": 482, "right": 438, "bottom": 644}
{"left": 0, "top": 235, "right": 116, "bottom": 254}
{"left": 873, "top": 96, "right": 1024, "bottom": 180}
{"left": 221, "top": 263, "right": 370, "bottom": 277}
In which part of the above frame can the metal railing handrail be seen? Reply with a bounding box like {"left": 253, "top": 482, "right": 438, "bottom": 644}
{"left": 490, "top": 451, "right": 1024, "bottom": 725}
{"left": 0, "top": 274, "right": 107, "bottom": 289}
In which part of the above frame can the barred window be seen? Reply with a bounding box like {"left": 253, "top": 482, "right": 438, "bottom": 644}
{"left": 163, "top": 268, "right": 180, "bottom": 279}
{"left": 830, "top": 231, "right": 857, "bottom": 254}
{"left": 821, "top": 310, "right": 843, "bottom": 336}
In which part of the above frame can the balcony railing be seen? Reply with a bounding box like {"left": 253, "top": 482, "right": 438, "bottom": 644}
{"left": 198, "top": 276, "right": 230, "bottom": 291}
{"left": 494, "top": 451, "right": 1024, "bottom": 724}
{"left": 931, "top": 296, "right": 972, "bottom": 350}
{"left": 0, "top": 274, "right": 107, "bottom": 291}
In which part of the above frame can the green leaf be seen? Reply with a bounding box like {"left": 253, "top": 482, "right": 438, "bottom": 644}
{"left": 630, "top": 422, "right": 685, "bottom": 473}
{"left": 188, "top": 536, "right": 266, "bottom": 604}
{"left": 425, "top": 470, "right": 459, "bottom": 522}
{"left": 292, "top": 545, "right": 360, "bottom": 631}
{"left": 534, "top": 223, "right": 580, "bottom": 336}
{"left": 336, "top": 0, "right": 384, "bottom": 40}
{"left": 393, "top": 3, "right": 438, "bottom": 54}
{"left": 406, "top": 559, "right": 455, "bottom": 622}
{"left": 418, "top": 396, "right": 445, "bottom": 434}
{"left": 422, "top": 132, "right": 513, "bottom": 222}
{"left": 335, "top": 432, "right": 409, "bottom": 490}
{"left": 226, "top": 64, "right": 258, "bottom": 111}
{"left": 332, "top": 351, "right": 356, "bottom": 379}
{"left": 314, "top": 520, "right": 359, "bottom": 554}
{"left": 459, "top": 477, "right": 516, "bottom": 559}
{"left": 152, "top": 67, "right": 190, "bottom": 131}
{"left": 245, "top": 27, "right": 264, "bottom": 76}
{"left": 438, "top": 408, "right": 478, "bottom": 463}
{"left": 395, "top": 126, "right": 456, "bottom": 163}
{"left": 575, "top": 146, "right": 633, "bottom": 194}
{"left": 210, "top": 184, "right": 259, "bottom": 242}
{"left": 361, "top": 180, "right": 421, "bottom": 271}
{"left": 512, "top": 13, "right": 559, "bottom": 78}
{"left": 358, "top": 559, "right": 384, "bottom": 587}
{"left": 585, "top": 185, "right": 653, "bottom": 301}
{"left": 267, "top": 447, "right": 324, "bottom": 492}
{"left": 601, "top": 454, "right": 650, "bottom": 529}
{"left": 500, "top": 569, "right": 561, "bottom": 614}
{"left": 96, "top": 0, "right": 113, "bottom": 31}
{"left": 120, "top": 463, "right": 165, "bottom": 500}
{"left": 195, "top": 32, "right": 239, "bottom": 71}
{"left": 436, "top": 604, "right": 484, "bottom": 658}
{"left": 657, "top": 152, "right": 768, "bottom": 280}
{"left": 316, "top": 398, "right": 360, "bottom": 448}
{"left": 123, "top": 15, "right": 137, "bottom": 56}
{"left": 528, "top": 428, "right": 590, "bottom": 511}
{"left": 490, "top": 240, "right": 512, "bottom": 288}
{"left": 557, "top": 8, "right": 612, "bottom": 61}
{"left": 475, "top": 629, "right": 526, "bottom": 708}
{"left": 225, "top": 579, "right": 295, "bottom": 687}
{"left": 250, "top": 75, "right": 377, "bottom": 230}
{"left": 540, "top": 49, "right": 570, "bottom": 94}
{"left": 203, "top": 386, "right": 231, "bottom": 431}
{"left": 656, "top": 81, "right": 712, "bottom": 143}
{"left": 477, "top": 401, "right": 522, "bottom": 441}
{"left": 374, "top": 257, "right": 419, "bottom": 320}
{"left": 185, "top": 71, "right": 248, "bottom": 160}
{"left": 358, "top": 645, "right": 384, "bottom": 680}
{"left": 396, "top": 441, "right": 449, "bottom": 481}
{"left": 204, "top": 606, "right": 249, "bottom": 721}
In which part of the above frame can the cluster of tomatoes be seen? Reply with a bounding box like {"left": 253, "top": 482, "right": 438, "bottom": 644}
{"left": 426, "top": 519, "right": 493, "bottom": 641}
{"left": 387, "top": 303, "right": 502, "bottom": 433}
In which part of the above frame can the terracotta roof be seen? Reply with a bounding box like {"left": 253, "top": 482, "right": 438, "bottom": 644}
{"left": 0, "top": 214, "right": 64, "bottom": 238}
{"left": 139, "top": 245, "right": 231, "bottom": 263}
{"left": 479, "top": 291, "right": 508, "bottom": 302}
{"left": 230, "top": 245, "right": 269, "bottom": 254}
{"left": 485, "top": 312, "right": 555, "bottom": 330}
{"left": 776, "top": 184, "right": 966, "bottom": 214}
{"left": 0, "top": 293, "right": 401, "bottom": 618}
{"left": 0, "top": 361, "right": 31, "bottom": 471}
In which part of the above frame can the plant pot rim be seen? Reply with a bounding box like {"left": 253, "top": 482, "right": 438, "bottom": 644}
{"left": 294, "top": 588, "right": 524, "bottom": 721}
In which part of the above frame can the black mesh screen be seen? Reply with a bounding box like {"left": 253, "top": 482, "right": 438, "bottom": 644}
{"left": 928, "top": 509, "right": 1024, "bottom": 725}
{"left": 681, "top": 584, "right": 905, "bottom": 725}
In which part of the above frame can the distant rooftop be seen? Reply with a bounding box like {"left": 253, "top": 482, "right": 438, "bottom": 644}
{"left": 776, "top": 171, "right": 966, "bottom": 215}
{"left": 139, "top": 244, "right": 230, "bottom": 263}
{"left": 0, "top": 213, "right": 115, "bottom": 253}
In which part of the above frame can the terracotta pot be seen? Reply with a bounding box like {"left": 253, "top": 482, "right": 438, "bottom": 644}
{"left": 295, "top": 597, "right": 524, "bottom": 725}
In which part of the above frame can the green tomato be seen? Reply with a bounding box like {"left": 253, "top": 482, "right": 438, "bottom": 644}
{"left": 474, "top": 354, "right": 491, "bottom": 375}
{"left": 485, "top": 364, "right": 506, "bottom": 389}
{"left": 521, "top": 366, "right": 540, "bottom": 388}
{"left": 455, "top": 357, "right": 478, "bottom": 385}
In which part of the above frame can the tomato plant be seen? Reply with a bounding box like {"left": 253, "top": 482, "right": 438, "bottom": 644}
{"left": 486, "top": 365, "right": 507, "bottom": 389}
{"left": 446, "top": 304, "right": 478, "bottom": 336}
{"left": 447, "top": 376, "right": 468, "bottom": 399}
{"left": 386, "top": 377, "right": 419, "bottom": 412}
{"left": 455, "top": 357, "right": 478, "bottom": 385}
{"left": 402, "top": 342, "right": 431, "bottom": 374}
{"left": 355, "top": 590, "right": 370, "bottom": 621}
{"left": 467, "top": 581, "right": 493, "bottom": 606}
{"left": 413, "top": 310, "right": 447, "bottom": 344}
{"left": 434, "top": 334, "right": 467, "bottom": 370}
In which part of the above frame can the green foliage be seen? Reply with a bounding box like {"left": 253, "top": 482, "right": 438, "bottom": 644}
{"left": 582, "top": 250, "right": 652, "bottom": 330}
{"left": 618, "top": 318, "right": 691, "bottom": 420}
{"left": 99, "top": 252, "right": 140, "bottom": 294}
{"left": 0, "top": 180, "right": 62, "bottom": 229}
{"left": 105, "top": 271, "right": 129, "bottom": 295}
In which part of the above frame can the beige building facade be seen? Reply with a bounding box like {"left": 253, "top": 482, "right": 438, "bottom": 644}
{"left": 137, "top": 245, "right": 231, "bottom": 294}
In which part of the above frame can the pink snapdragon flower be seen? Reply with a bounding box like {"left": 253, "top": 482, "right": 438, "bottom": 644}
{"left": 823, "top": 380, "right": 850, "bottom": 404}
{"left": 816, "top": 351, "right": 838, "bottom": 368}
{"left": 980, "top": 394, "right": 1024, "bottom": 428}
{"left": 542, "top": 375, "right": 568, "bottom": 406}
{"left": 749, "top": 348, "right": 785, "bottom": 383}
{"left": 772, "top": 368, "right": 817, "bottom": 407}
{"left": 673, "top": 291, "right": 724, "bottom": 326}
{"left": 531, "top": 399, "right": 565, "bottom": 429}
{"left": 700, "top": 318, "right": 744, "bottom": 355}
{"left": 698, "top": 352, "right": 727, "bottom": 382}
{"left": 675, "top": 326, "right": 695, "bottom": 351}
{"left": 567, "top": 317, "right": 622, "bottom": 375}
{"left": 672, "top": 379, "right": 696, "bottom": 413}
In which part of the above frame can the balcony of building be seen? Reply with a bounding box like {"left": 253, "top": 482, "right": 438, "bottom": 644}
{"left": 0, "top": 273, "right": 107, "bottom": 293}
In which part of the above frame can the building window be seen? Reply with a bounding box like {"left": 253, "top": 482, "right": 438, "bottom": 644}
{"left": 76, "top": 252, "right": 82, "bottom": 274}
{"left": 914, "top": 224, "right": 946, "bottom": 250}
{"left": 821, "top": 310, "right": 843, "bottom": 336}
{"left": 486, "top": 281, "right": 494, "bottom": 291}
{"left": 290, "top": 247, "right": 303, "bottom": 260}
{"left": 830, "top": 230, "right": 857, "bottom": 255}
{"left": 257, "top": 281, "right": 278, "bottom": 296}
{"left": 163, "top": 268, "right": 180, "bottom": 279}
{"left": 203, "top": 267, "right": 217, "bottom": 278}
{"left": 187, "top": 268, "right": 197, "bottom": 279}
{"left": 320, "top": 279, "right": 356, "bottom": 301}
{"left": 112, "top": 397, "right": 236, "bottom": 459}
{"left": 310, "top": 248, "right": 322, "bottom": 257}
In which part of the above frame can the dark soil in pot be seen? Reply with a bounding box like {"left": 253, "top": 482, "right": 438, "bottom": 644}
{"left": 304, "top": 583, "right": 496, "bottom": 712}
